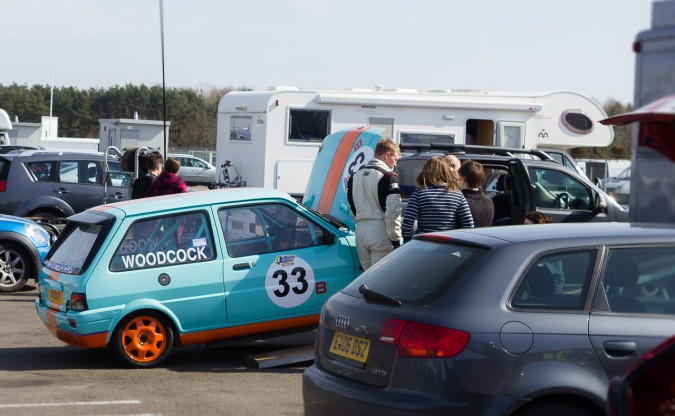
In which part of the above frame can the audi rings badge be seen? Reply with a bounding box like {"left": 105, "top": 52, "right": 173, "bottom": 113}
{"left": 335, "top": 315, "right": 350, "bottom": 330}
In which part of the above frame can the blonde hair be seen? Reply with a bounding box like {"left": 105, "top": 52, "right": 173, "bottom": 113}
{"left": 416, "top": 156, "right": 461, "bottom": 192}
{"left": 374, "top": 138, "right": 400, "bottom": 157}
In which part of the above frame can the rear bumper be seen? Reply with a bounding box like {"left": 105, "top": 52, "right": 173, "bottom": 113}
{"left": 303, "top": 364, "right": 473, "bottom": 415}
{"left": 35, "top": 299, "right": 112, "bottom": 349}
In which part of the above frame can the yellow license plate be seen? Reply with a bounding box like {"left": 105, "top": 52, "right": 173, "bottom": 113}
{"left": 329, "top": 331, "right": 370, "bottom": 364}
{"left": 48, "top": 289, "right": 63, "bottom": 305}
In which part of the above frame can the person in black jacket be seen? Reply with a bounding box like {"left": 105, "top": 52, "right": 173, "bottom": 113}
{"left": 458, "top": 160, "right": 494, "bottom": 227}
{"left": 131, "top": 152, "right": 164, "bottom": 199}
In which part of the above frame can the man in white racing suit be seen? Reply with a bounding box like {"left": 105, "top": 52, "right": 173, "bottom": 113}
{"left": 347, "top": 138, "right": 402, "bottom": 270}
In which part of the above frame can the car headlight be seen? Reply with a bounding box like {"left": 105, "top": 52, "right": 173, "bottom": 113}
{"left": 25, "top": 223, "right": 49, "bottom": 246}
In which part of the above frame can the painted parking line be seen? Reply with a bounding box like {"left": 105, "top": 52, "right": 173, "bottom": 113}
{"left": 82, "top": 414, "right": 160, "bottom": 416}
{"left": 0, "top": 399, "right": 142, "bottom": 409}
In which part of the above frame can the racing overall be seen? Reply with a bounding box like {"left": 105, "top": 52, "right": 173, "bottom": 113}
{"left": 347, "top": 159, "right": 402, "bottom": 270}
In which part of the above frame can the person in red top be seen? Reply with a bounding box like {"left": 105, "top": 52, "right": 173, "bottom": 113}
{"left": 147, "top": 157, "right": 187, "bottom": 196}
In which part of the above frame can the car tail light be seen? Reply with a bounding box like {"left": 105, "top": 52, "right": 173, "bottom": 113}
{"left": 68, "top": 293, "right": 88, "bottom": 311}
{"left": 0, "top": 180, "right": 5, "bottom": 192}
{"left": 377, "top": 319, "right": 470, "bottom": 358}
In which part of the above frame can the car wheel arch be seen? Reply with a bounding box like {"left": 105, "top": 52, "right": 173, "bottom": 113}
{"left": 107, "top": 303, "right": 182, "bottom": 349}
{"left": 0, "top": 232, "right": 42, "bottom": 278}
{"left": 109, "top": 309, "right": 177, "bottom": 368}
{"left": 509, "top": 394, "right": 603, "bottom": 416}
{"left": 0, "top": 240, "right": 34, "bottom": 292}
{"left": 14, "top": 196, "right": 74, "bottom": 219}
{"left": 507, "top": 360, "right": 607, "bottom": 410}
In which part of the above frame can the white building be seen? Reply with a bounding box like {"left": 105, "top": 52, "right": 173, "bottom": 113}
{"left": 99, "top": 114, "right": 170, "bottom": 153}
{"left": 5, "top": 112, "right": 170, "bottom": 153}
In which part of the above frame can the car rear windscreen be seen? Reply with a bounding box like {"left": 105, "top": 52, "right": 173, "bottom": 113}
{"left": 45, "top": 222, "right": 104, "bottom": 275}
{"left": 342, "top": 239, "right": 485, "bottom": 304}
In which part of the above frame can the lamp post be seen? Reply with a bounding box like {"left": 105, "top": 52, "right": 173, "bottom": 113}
{"left": 159, "top": 0, "right": 168, "bottom": 158}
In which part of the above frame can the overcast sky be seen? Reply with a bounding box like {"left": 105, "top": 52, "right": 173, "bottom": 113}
{"left": 1, "top": 0, "right": 656, "bottom": 105}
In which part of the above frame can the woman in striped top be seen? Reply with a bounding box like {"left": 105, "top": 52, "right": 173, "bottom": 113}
{"left": 401, "top": 156, "right": 474, "bottom": 241}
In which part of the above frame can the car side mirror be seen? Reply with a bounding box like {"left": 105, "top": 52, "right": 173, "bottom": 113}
{"left": 323, "top": 233, "right": 336, "bottom": 245}
{"left": 594, "top": 192, "right": 608, "bottom": 214}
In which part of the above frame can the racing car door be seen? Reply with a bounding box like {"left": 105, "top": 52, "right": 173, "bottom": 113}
{"left": 218, "top": 202, "right": 356, "bottom": 325}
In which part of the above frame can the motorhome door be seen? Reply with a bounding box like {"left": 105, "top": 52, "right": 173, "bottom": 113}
{"left": 497, "top": 122, "right": 525, "bottom": 148}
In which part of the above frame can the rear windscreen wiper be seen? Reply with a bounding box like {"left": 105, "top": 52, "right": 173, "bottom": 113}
{"left": 358, "top": 284, "right": 402, "bottom": 307}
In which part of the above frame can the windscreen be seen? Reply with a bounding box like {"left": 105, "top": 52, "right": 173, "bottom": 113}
{"left": 342, "top": 239, "right": 485, "bottom": 303}
{"left": 44, "top": 223, "right": 103, "bottom": 275}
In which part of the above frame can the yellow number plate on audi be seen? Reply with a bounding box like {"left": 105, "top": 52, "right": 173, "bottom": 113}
{"left": 329, "top": 331, "right": 370, "bottom": 364}
{"left": 48, "top": 289, "right": 63, "bottom": 305}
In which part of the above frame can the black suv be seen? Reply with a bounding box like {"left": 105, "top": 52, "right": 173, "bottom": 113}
{"left": 395, "top": 144, "right": 628, "bottom": 225}
{"left": 0, "top": 150, "right": 133, "bottom": 219}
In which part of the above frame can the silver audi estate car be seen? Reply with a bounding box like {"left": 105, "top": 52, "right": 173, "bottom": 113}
{"left": 303, "top": 223, "right": 675, "bottom": 416}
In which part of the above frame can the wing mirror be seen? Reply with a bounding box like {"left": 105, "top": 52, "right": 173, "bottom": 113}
{"left": 595, "top": 192, "right": 608, "bottom": 214}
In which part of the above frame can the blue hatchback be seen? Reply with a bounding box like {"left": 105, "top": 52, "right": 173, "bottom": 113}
{"left": 35, "top": 188, "right": 361, "bottom": 367}
{"left": 0, "top": 214, "right": 52, "bottom": 292}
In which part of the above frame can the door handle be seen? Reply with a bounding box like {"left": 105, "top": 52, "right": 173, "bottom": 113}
{"left": 233, "top": 263, "right": 251, "bottom": 270}
{"left": 111, "top": 192, "right": 125, "bottom": 200}
{"left": 603, "top": 340, "right": 637, "bottom": 358}
{"left": 57, "top": 188, "right": 69, "bottom": 194}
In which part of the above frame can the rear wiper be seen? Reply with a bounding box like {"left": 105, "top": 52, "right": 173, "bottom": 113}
{"left": 358, "top": 284, "right": 402, "bottom": 307}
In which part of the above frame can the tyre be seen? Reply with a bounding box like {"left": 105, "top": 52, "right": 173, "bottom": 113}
{"left": 28, "top": 210, "right": 61, "bottom": 221}
{"left": 111, "top": 312, "right": 174, "bottom": 368}
{"left": 0, "top": 242, "right": 32, "bottom": 293}
{"left": 35, "top": 222, "right": 60, "bottom": 241}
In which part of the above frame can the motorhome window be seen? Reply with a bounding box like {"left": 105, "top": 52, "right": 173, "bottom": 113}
{"left": 561, "top": 111, "right": 594, "bottom": 134}
{"left": 368, "top": 117, "right": 394, "bottom": 141}
{"left": 231, "top": 116, "right": 252, "bottom": 141}
{"left": 289, "top": 110, "right": 330, "bottom": 142}
{"left": 466, "top": 119, "right": 494, "bottom": 146}
{"left": 501, "top": 125, "right": 522, "bottom": 148}
{"left": 400, "top": 133, "right": 455, "bottom": 146}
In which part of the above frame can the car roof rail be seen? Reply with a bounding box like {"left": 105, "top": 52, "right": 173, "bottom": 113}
{"left": 399, "top": 143, "right": 554, "bottom": 161}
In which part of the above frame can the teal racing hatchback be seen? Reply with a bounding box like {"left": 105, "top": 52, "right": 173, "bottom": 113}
{"left": 35, "top": 188, "right": 360, "bottom": 367}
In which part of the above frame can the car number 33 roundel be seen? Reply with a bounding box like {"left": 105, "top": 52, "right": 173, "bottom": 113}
{"left": 265, "top": 255, "right": 315, "bottom": 308}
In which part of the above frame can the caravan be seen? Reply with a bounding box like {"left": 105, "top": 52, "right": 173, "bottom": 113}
{"left": 0, "top": 109, "right": 12, "bottom": 145}
{"left": 215, "top": 88, "right": 613, "bottom": 198}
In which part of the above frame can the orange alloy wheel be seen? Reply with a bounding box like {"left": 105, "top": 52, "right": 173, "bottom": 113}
{"left": 114, "top": 313, "right": 174, "bottom": 367}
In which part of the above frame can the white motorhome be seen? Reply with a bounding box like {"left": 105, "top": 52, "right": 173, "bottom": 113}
{"left": 216, "top": 87, "right": 613, "bottom": 197}
{"left": 0, "top": 109, "right": 12, "bottom": 145}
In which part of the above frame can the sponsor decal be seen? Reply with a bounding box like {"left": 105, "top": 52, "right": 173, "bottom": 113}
{"left": 117, "top": 237, "right": 160, "bottom": 254}
{"left": 265, "top": 255, "right": 315, "bottom": 308}
{"left": 44, "top": 260, "right": 74, "bottom": 274}
{"left": 192, "top": 238, "right": 207, "bottom": 247}
{"left": 120, "top": 246, "right": 208, "bottom": 269}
